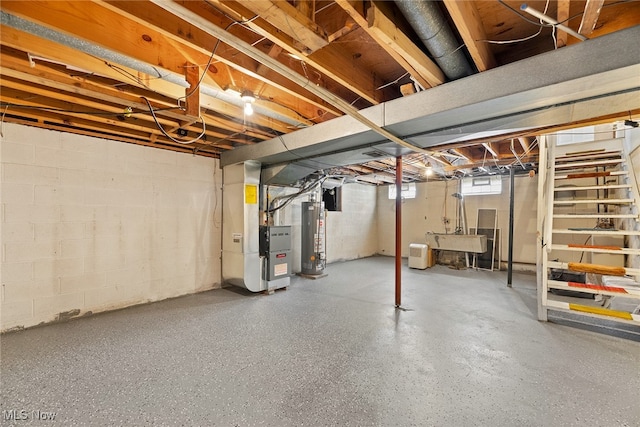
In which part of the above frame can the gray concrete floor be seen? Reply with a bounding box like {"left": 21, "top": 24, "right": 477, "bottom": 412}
{"left": 1, "top": 256, "right": 639, "bottom": 426}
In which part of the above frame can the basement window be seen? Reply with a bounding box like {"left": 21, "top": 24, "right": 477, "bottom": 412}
{"left": 388, "top": 183, "right": 416, "bottom": 199}
{"left": 460, "top": 176, "right": 502, "bottom": 196}
{"left": 323, "top": 187, "right": 342, "bottom": 211}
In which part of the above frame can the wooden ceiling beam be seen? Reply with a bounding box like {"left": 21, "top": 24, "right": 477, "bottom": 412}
{"left": 0, "top": 87, "right": 230, "bottom": 151}
{"left": 0, "top": 62, "right": 262, "bottom": 147}
{"left": 443, "top": 154, "right": 538, "bottom": 172}
{"left": 335, "top": 0, "right": 444, "bottom": 89}
{"left": 556, "top": 0, "right": 571, "bottom": 48}
{"left": 204, "top": 0, "right": 382, "bottom": 105}
{"left": 237, "top": 0, "right": 328, "bottom": 54}
{"left": 518, "top": 137, "right": 534, "bottom": 154}
{"left": 2, "top": 114, "right": 219, "bottom": 158}
{"left": 579, "top": 0, "right": 605, "bottom": 36}
{"left": 101, "top": 0, "right": 339, "bottom": 120}
{"left": 0, "top": 25, "right": 294, "bottom": 134}
{"left": 2, "top": 1, "right": 325, "bottom": 127}
{"left": 482, "top": 142, "right": 499, "bottom": 159}
{"left": 443, "top": 0, "right": 497, "bottom": 71}
{"left": 0, "top": 82, "right": 246, "bottom": 147}
{"left": 450, "top": 147, "right": 476, "bottom": 162}
{"left": 364, "top": 3, "right": 445, "bottom": 88}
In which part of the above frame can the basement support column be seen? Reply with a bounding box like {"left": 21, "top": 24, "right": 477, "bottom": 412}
{"left": 507, "top": 167, "right": 515, "bottom": 287}
{"left": 395, "top": 156, "right": 402, "bottom": 307}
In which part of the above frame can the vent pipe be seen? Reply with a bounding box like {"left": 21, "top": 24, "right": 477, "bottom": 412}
{"left": 395, "top": 0, "right": 474, "bottom": 80}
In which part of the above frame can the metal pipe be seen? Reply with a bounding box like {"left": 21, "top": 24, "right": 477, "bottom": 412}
{"left": 520, "top": 4, "right": 588, "bottom": 41}
{"left": 0, "top": 11, "right": 305, "bottom": 127}
{"left": 395, "top": 156, "right": 403, "bottom": 308}
{"left": 395, "top": 0, "right": 474, "bottom": 80}
{"left": 507, "top": 167, "right": 515, "bottom": 287}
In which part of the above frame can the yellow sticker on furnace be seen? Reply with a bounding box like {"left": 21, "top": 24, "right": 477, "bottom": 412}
{"left": 245, "top": 184, "right": 258, "bottom": 204}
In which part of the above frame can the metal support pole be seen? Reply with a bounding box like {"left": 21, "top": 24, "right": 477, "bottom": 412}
{"left": 507, "top": 167, "right": 515, "bottom": 286}
{"left": 395, "top": 156, "right": 402, "bottom": 307}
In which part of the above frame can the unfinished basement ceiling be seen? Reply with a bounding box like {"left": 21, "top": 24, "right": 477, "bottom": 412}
{"left": 1, "top": 1, "right": 639, "bottom": 182}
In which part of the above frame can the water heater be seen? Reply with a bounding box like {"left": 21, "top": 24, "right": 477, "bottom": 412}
{"left": 301, "top": 201, "right": 325, "bottom": 275}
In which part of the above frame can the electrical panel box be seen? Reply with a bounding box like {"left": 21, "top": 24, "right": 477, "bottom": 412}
{"left": 260, "top": 226, "right": 292, "bottom": 281}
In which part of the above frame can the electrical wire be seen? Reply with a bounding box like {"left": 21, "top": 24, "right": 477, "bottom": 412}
{"left": 141, "top": 96, "right": 207, "bottom": 144}
{"left": 178, "top": 15, "right": 259, "bottom": 109}
{"left": 268, "top": 174, "right": 327, "bottom": 213}
{"left": 482, "top": 0, "right": 551, "bottom": 45}
{"left": 376, "top": 72, "right": 409, "bottom": 90}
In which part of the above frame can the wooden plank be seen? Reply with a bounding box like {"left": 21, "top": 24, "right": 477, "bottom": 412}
{"left": 99, "top": 0, "right": 333, "bottom": 120}
{"left": 0, "top": 25, "right": 294, "bottom": 133}
{"left": 443, "top": 154, "right": 538, "bottom": 172}
{"left": 0, "top": 83, "right": 245, "bottom": 146}
{"left": 0, "top": 91, "right": 229, "bottom": 152}
{"left": 518, "top": 136, "right": 533, "bottom": 153}
{"left": 567, "top": 262, "right": 626, "bottom": 276}
{"left": 183, "top": 62, "right": 201, "bottom": 118}
{"left": 451, "top": 147, "right": 476, "bottom": 162}
{"left": 3, "top": 0, "right": 325, "bottom": 126}
{"left": 239, "top": 0, "right": 328, "bottom": 53}
{"left": 1, "top": 115, "right": 220, "bottom": 158}
{"left": 579, "top": 0, "right": 605, "bottom": 36}
{"left": 335, "top": 0, "right": 438, "bottom": 90}
{"left": 364, "top": 3, "right": 444, "bottom": 88}
{"left": 443, "top": 0, "right": 496, "bottom": 71}
{"left": 399, "top": 83, "right": 415, "bottom": 97}
{"left": 556, "top": 0, "right": 571, "bottom": 47}
{"left": 203, "top": 0, "right": 381, "bottom": 105}
{"left": 482, "top": 142, "right": 499, "bottom": 158}
{"left": 0, "top": 57, "right": 265, "bottom": 146}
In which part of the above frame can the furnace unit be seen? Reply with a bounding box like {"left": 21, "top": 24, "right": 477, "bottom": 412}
{"left": 260, "top": 225, "right": 292, "bottom": 289}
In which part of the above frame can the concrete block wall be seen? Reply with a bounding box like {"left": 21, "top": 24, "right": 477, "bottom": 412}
{"left": 1, "top": 123, "right": 221, "bottom": 332}
{"left": 324, "top": 183, "right": 378, "bottom": 263}
{"left": 270, "top": 183, "right": 378, "bottom": 271}
{"left": 376, "top": 175, "right": 539, "bottom": 269}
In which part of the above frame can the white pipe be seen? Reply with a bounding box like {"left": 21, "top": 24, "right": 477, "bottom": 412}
{"left": 520, "top": 4, "right": 588, "bottom": 41}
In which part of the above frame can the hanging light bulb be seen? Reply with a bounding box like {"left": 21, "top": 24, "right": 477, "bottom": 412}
{"left": 241, "top": 89, "right": 255, "bottom": 116}
{"left": 424, "top": 161, "right": 433, "bottom": 176}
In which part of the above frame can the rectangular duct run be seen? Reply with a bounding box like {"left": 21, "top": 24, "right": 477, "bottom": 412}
{"left": 222, "top": 161, "right": 263, "bottom": 292}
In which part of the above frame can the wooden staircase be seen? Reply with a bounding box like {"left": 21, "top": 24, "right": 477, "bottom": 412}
{"left": 537, "top": 136, "right": 640, "bottom": 326}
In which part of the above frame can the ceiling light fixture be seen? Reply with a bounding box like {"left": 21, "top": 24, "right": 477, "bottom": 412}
{"left": 423, "top": 161, "right": 433, "bottom": 176}
{"left": 241, "top": 90, "right": 256, "bottom": 116}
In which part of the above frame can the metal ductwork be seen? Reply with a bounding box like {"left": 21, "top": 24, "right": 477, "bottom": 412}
{"left": 0, "top": 11, "right": 305, "bottom": 128}
{"left": 395, "top": 0, "right": 474, "bottom": 80}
